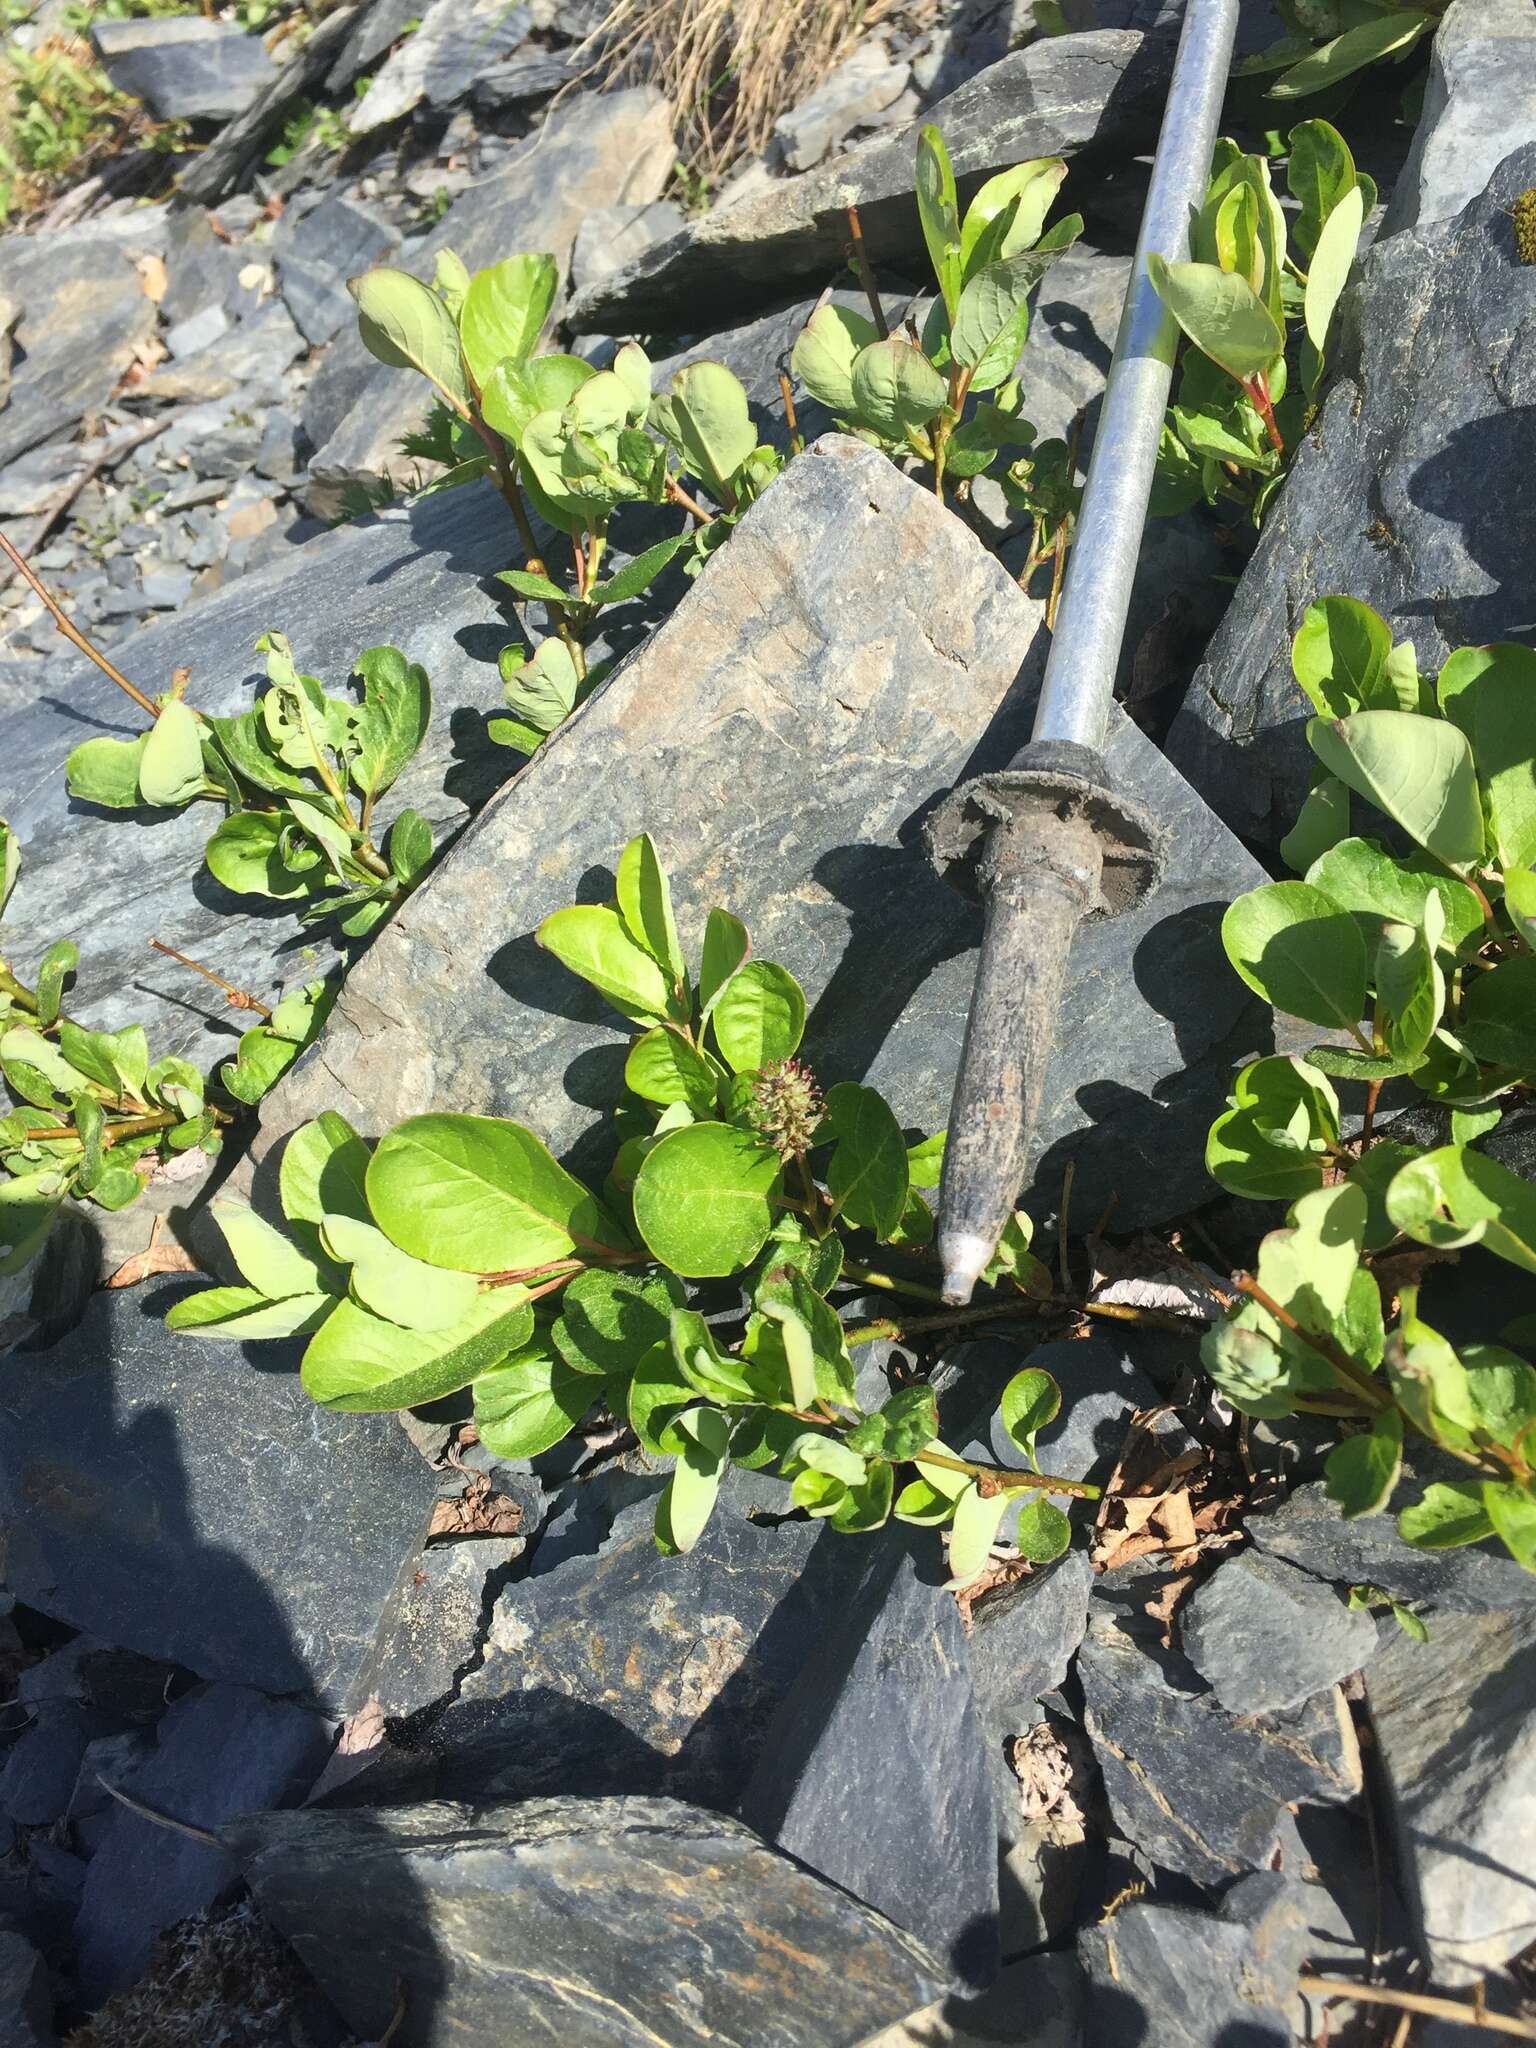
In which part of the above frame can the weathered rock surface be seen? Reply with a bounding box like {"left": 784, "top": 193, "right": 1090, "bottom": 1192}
{"left": 274, "top": 194, "right": 400, "bottom": 347}
{"left": 568, "top": 29, "right": 1175, "bottom": 333}
{"left": 1167, "top": 145, "right": 1536, "bottom": 849}
{"left": 860, "top": 1951, "right": 1086, "bottom": 2048}
{"left": 250, "top": 438, "right": 1275, "bottom": 1234}
{"left": 228, "top": 1795, "right": 949, "bottom": 2047}
{"left": 739, "top": 1532, "right": 999, "bottom": 1989}
{"left": 304, "top": 88, "right": 674, "bottom": 500}
{"left": 1367, "top": 1605, "right": 1536, "bottom": 1986}
{"left": 1077, "top": 1602, "right": 1360, "bottom": 1887}
{"left": 90, "top": 18, "right": 276, "bottom": 122}
{"left": 966, "top": 1548, "right": 1094, "bottom": 1746}
{"left": 1179, "top": 1550, "right": 1379, "bottom": 1715}
{"left": 772, "top": 39, "right": 911, "bottom": 172}
{"left": 348, "top": 0, "right": 530, "bottom": 132}
{"left": 1249, "top": 1479, "right": 1536, "bottom": 1613}
{"left": 72, "top": 1682, "right": 332, "bottom": 2004}
{"left": 1079, "top": 1870, "right": 1311, "bottom": 2048}
{"left": 0, "top": 1286, "right": 435, "bottom": 1707}
{"left": 1, "top": 476, "right": 521, "bottom": 1071}
{"left": 396, "top": 1492, "right": 865, "bottom": 1809}
{"left": 1383, "top": 0, "right": 1536, "bottom": 235}
{"left": 348, "top": 1533, "right": 526, "bottom": 1722}
{"left": 177, "top": 5, "right": 358, "bottom": 203}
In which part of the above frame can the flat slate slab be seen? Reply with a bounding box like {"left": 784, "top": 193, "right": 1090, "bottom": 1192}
{"left": 0, "top": 1284, "right": 436, "bottom": 1709}
{"left": 1, "top": 476, "right": 522, "bottom": 1071}
{"left": 568, "top": 28, "right": 1174, "bottom": 333}
{"left": 249, "top": 437, "right": 1274, "bottom": 1232}
{"left": 90, "top": 17, "right": 276, "bottom": 121}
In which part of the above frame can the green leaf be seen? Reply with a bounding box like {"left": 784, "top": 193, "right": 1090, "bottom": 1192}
{"left": 631, "top": 1121, "right": 781, "bottom": 1276}
{"left": 1463, "top": 1349, "right": 1536, "bottom": 1450}
{"left": 1482, "top": 1480, "right": 1536, "bottom": 1572}
{"left": 951, "top": 222, "right": 1081, "bottom": 391}
{"left": 624, "top": 1028, "right": 718, "bottom": 1114}
{"left": 552, "top": 1267, "right": 684, "bottom": 1378}
{"left": 1347, "top": 1139, "right": 1420, "bottom": 1251}
{"left": 367, "top": 1113, "right": 626, "bottom": 1273}
{"left": 1280, "top": 777, "right": 1350, "bottom": 874}
{"left": 959, "top": 156, "right": 1067, "bottom": 277}
{"left": 66, "top": 733, "right": 149, "bottom": 810}
{"left": 1147, "top": 255, "right": 1283, "bottom": 382}
{"left": 501, "top": 569, "right": 569, "bottom": 604}
{"left": 1388, "top": 1145, "right": 1536, "bottom": 1274}
{"left": 658, "top": 361, "right": 756, "bottom": 496}
{"left": 458, "top": 252, "right": 558, "bottom": 387}
{"left": 1308, "top": 711, "right": 1485, "bottom": 873}
{"left": 1014, "top": 1498, "right": 1072, "bottom": 1564}
{"left": 832, "top": 1459, "right": 895, "bottom": 1534}
{"left": 1504, "top": 867, "right": 1536, "bottom": 948}
{"left": 588, "top": 533, "right": 689, "bottom": 607}
{"left": 140, "top": 700, "right": 207, "bottom": 807}
{"left": 480, "top": 352, "right": 595, "bottom": 445}
{"left": 321, "top": 1211, "right": 478, "bottom": 1330}
{"left": 349, "top": 266, "right": 469, "bottom": 408}
{"left": 34, "top": 941, "right": 77, "bottom": 1031}
{"left": 279, "top": 1113, "right": 371, "bottom": 1226}
{"left": 947, "top": 1481, "right": 1019, "bottom": 1585}
{"left": 165, "top": 1286, "right": 334, "bottom": 1339}
{"left": 204, "top": 812, "right": 310, "bottom": 900}
{"left": 1292, "top": 597, "right": 1393, "bottom": 717}
{"left": 302, "top": 1289, "right": 534, "bottom": 1411}
{"left": 849, "top": 338, "right": 947, "bottom": 439}
{"left": 1375, "top": 919, "right": 1443, "bottom": 1061}
{"left": 823, "top": 1080, "right": 908, "bottom": 1238}
{"left": 616, "top": 832, "right": 685, "bottom": 985}
{"left": 1461, "top": 956, "right": 1536, "bottom": 1072}
{"left": 352, "top": 644, "right": 431, "bottom": 800}
{"left": 1286, "top": 118, "right": 1357, "bottom": 262}
{"left": 1397, "top": 1479, "right": 1495, "bottom": 1550}
{"left": 845, "top": 1384, "right": 939, "bottom": 1461}
{"left": 1221, "top": 880, "right": 1367, "bottom": 1030}
{"left": 710, "top": 961, "right": 806, "bottom": 1073}
{"left": 3, "top": 1024, "right": 80, "bottom": 1106}
{"left": 1323, "top": 1409, "right": 1403, "bottom": 1518}
{"left": 757, "top": 1299, "right": 819, "bottom": 1411}
{"left": 1302, "top": 180, "right": 1362, "bottom": 357}
{"left": 915, "top": 123, "right": 963, "bottom": 316}
{"left": 628, "top": 1342, "right": 697, "bottom": 1454}
{"left": 1451, "top": 1105, "right": 1504, "bottom": 1146}
{"left": 0, "top": 816, "right": 17, "bottom": 916}
{"left": 537, "top": 904, "right": 672, "bottom": 1023}
{"left": 699, "top": 908, "right": 749, "bottom": 1018}
{"left": 790, "top": 303, "right": 880, "bottom": 413}
{"left": 219, "top": 1026, "right": 300, "bottom": 1105}
{"left": 502, "top": 638, "right": 580, "bottom": 736}
{"left": 1436, "top": 642, "right": 1536, "bottom": 868}
{"left": 212, "top": 1199, "right": 328, "bottom": 1299}
{"left": 1306, "top": 837, "right": 1484, "bottom": 958}
{"left": 657, "top": 1406, "right": 730, "bottom": 1555}
{"left": 906, "top": 1130, "right": 946, "bottom": 1189}
{"left": 1000, "top": 1366, "right": 1061, "bottom": 1462}
{"left": 1269, "top": 10, "right": 1433, "bottom": 98}
{"left": 473, "top": 1343, "right": 594, "bottom": 1458}
{"left": 389, "top": 807, "right": 433, "bottom": 887}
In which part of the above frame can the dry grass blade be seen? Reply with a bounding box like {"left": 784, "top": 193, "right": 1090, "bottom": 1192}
{"left": 571, "top": 0, "right": 891, "bottom": 178}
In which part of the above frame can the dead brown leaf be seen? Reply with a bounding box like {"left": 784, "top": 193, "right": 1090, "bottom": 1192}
{"left": 1011, "top": 1723, "right": 1087, "bottom": 1833}
{"left": 305, "top": 1696, "right": 389, "bottom": 1804}
{"left": 135, "top": 252, "right": 168, "bottom": 303}
{"left": 426, "top": 1471, "right": 524, "bottom": 1543}
{"left": 103, "top": 1215, "right": 200, "bottom": 1290}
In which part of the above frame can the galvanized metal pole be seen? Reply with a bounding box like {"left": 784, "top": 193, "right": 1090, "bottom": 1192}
{"left": 927, "top": 0, "right": 1243, "bottom": 1304}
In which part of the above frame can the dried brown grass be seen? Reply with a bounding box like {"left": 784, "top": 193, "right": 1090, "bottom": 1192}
{"left": 573, "top": 0, "right": 891, "bottom": 181}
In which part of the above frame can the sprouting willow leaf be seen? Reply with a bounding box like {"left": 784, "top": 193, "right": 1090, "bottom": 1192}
{"left": 66, "top": 733, "right": 149, "bottom": 810}
{"left": 1302, "top": 180, "right": 1363, "bottom": 359}
{"left": 631, "top": 1121, "right": 781, "bottom": 1277}
{"left": 958, "top": 156, "right": 1068, "bottom": 278}
{"left": 1481, "top": 1480, "right": 1536, "bottom": 1572}
{"left": 823, "top": 1081, "right": 908, "bottom": 1238}
{"left": 657, "top": 361, "right": 756, "bottom": 497}
{"left": 552, "top": 1266, "right": 684, "bottom": 1378}
{"left": 1279, "top": 777, "right": 1350, "bottom": 874}
{"left": 1387, "top": 1145, "right": 1536, "bottom": 1274}
{"left": 950, "top": 220, "right": 1081, "bottom": 391}
{"left": 1308, "top": 711, "right": 1486, "bottom": 873}
{"left": 480, "top": 352, "right": 595, "bottom": 446}
{"left": 915, "top": 123, "right": 963, "bottom": 316}
{"left": 473, "top": 1343, "right": 595, "bottom": 1459}
{"left": 657, "top": 1406, "right": 730, "bottom": 1554}
{"left": 279, "top": 1112, "right": 372, "bottom": 1226}
{"left": 845, "top": 1384, "right": 939, "bottom": 1461}
{"left": 615, "top": 832, "right": 686, "bottom": 986}
{"left": 587, "top": 533, "right": 689, "bottom": 608}
{"left": 698, "top": 907, "right": 750, "bottom": 1018}
{"left": 710, "top": 961, "right": 806, "bottom": 1073}
{"left": 1397, "top": 1479, "right": 1495, "bottom": 1550}
{"left": 947, "top": 1481, "right": 1020, "bottom": 1585}
{"left": 999, "top": 1366, "right": 1061, "bottom": 1463}
{"left": 758, "top": 1298, "right": 818, "bottom": 1411}
{"left": 849, "top": 337, "right": 947, "bottom": 440}
{"left": 351, "top": 644, "right": 431, "bottom": 800}
{"left": 0, "top": 816, "right": 17, "bottom": 915}
{"left": 1221, "top": 881, "right": 1367, "bottom": 1031}
{"left": 624, "top": 1028, "right": 718, "bottom": 1115}
{"left": 457, "top": 252, "right": 559, "bottom": 388}
{"left": 1323, "top": 1409, "right": 1403, "bottom": 1519}
{"left": 1436, "top": 642, "right": 1536, "bottom": 869}
{"left": 389, "top": 808, "right": 434, "bottom": 887}
{"left": 790, "top": 303, "right": 880, "bottom": 414}
{"left": 1013, "top": 1497, "right": 1071, "bottom": 1564}
{"left": 1268, "top": 10, "right": 1434, "bottom": 99}
{"left": 34, "top": 940, "right": 77, "bottom": 1029}
{"left": 537, "top": 903, "right": 673, "bottom": 1023}
{"left": 322, "top": 1211, "right": 480, "bottom": 1331}
{"left": 212, "top": 1199, "right": 330, "bottom": 1300}
{"left": 1293, "top": 597, "right": 1396, "bottom": 721}
{"left": 139, "top": 699, "right": 208, "bottom": 808}
{"left": 301, "top": 1288, "right": 534, "bottom": 1411}
{"left": 165, "top": 1286, "right": 335, "bottom": 1340}
{"left": 1146, "top": 255, "right": 1283, "bottom": 383}
{"left": 1286, "top": 118, "right": 1357, "bottom": 263}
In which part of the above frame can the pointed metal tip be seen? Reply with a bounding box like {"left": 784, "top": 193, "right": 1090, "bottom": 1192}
{"left": 939, "top": 1231, "right": 993, "bottom": 1307}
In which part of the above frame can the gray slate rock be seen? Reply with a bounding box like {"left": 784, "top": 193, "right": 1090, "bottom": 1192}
{"left": 471, "top": 50, "right": 575, "bottom": 109}
{"left": 0, "top": 1930, "right": 53, "bottom": 2048}
{"left": 568, "top": 28, "right": 1176, "bottom": 333}
{"left": 0, "top": 223, "right": 160, "bottom": 470}
{"left": 403, "top": 1493, "right": 866, "bottom": 1809}
{"left": 252, "top": 438, "right": 1275, "bottom": 1236}
{"left": 346, "top": 0, "right": 529, "bottom": 130}
{"left": 1249, "top": 1478, "right": 1536, "bottom": 1613}
{"left": 0, "top": 1705, "right": 96, "bottom": 1828}
{"left": 347, "top": 1532, "right": 526, "bottom": 1722}
{"left": 159, "top": 206, "right": 242, "bottom": 330}
{"left": 275, "top": 194, "right": 399, "bottom": 346}
{"left": 305, "top": 87, "right": 674, "bottom": 499}
{"left": 1367, "top": 1605, "right": 1536, "bottom": 1985}
{"left": 1079, "top": 1870, "right": 1311, "bottom": 2048}
{"left": 178, "top": 5, "right": 358, "bottom": 203}
{"left": 326, "top": 0, "right": 419, "bottom": 92}
{"left": 1383, "top": 0, "right": 1536, "bottom": 235}
{"left": 967, "top": 1548, "right": 1094, "bottom": 1746}
{"left": 859, "top": 1951, "right": 1086, "bottom": 2048}
{"left": 72, "top": 1681, "right": 332, "bottom": 2004}
{"left": 570, "top": 199, "right": 686, "bottom": 300}
{"left": 90, "top": 17, "right": 275, "bottom": 121}
{"left": 1077, "top": 1603, "right": 1361, "bottom": 1887}
{"left": 1180, "top": 1550, "right": 1380, "bottom": 1715}
{"left": 229, "top": 1795, "right": 948, "bottom": 2048}
{"left": 773, "top": 38, "right": 910, "bottom": 172}
{"left": 1167, "top": 144, "right": 1536, "bottom": 850}
{"left": 739, "top": 1532, "right": 999, "bottom": 1990}
{"left": 0, "top": 1287, "right": 435, "bottom": 1706}
{"left": 1, "top": 477, "right": 522, "bottom": 1074}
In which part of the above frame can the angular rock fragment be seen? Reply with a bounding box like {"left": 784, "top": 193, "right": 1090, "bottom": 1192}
{"left": 252, "top": 438, "right": 1276, "bottom": 1235}
{"left": 739, "top": 1532, "right": 999, "bottom": 1988}
{"left": 228, "top": 1795, "right": 948, "bottom": 2046}
{"left": 1077, "top": 1603, "right": 1360, "bottom": 1887}
{"left": 1367, "top": 1605, "right": 1536, "bottom": 1985}
{"left": 1167, "top": 145, "right": 1536, "bottom": 850}
{"left": 967, "top": 1549, "right": 1094, "bottom": 1749}
{"left": 0, "top": 1288, "right": 435, "bottom": 1706}
{"left": 568, "top": 29, "right": 1176, "bottom": 333}
{"left": 0, "top": 1929, "right": 53, "bottom": 2048}
{"left": 90, "top": 18, "right": 275, "bottom": 122}
{"left": 773, "top": 39, "right": 910, "bottom": 172}
{"left": 1384, "top": 0, "right": 1536, "bottom": 235}
{"left": 1179, "top": 1550, "right": 1379, "bottom": 1715}
{"left": 348, "top": 0, "right": 531, "bottom": 130}
{"left": 177, "top": 6, "right": 359, "bottom": 204}
{"left": 860, "top": 1951, "right": 1086, "bottom": 2048}
{"left": 274, "top": 194, "right": 400, "bottom": 347}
